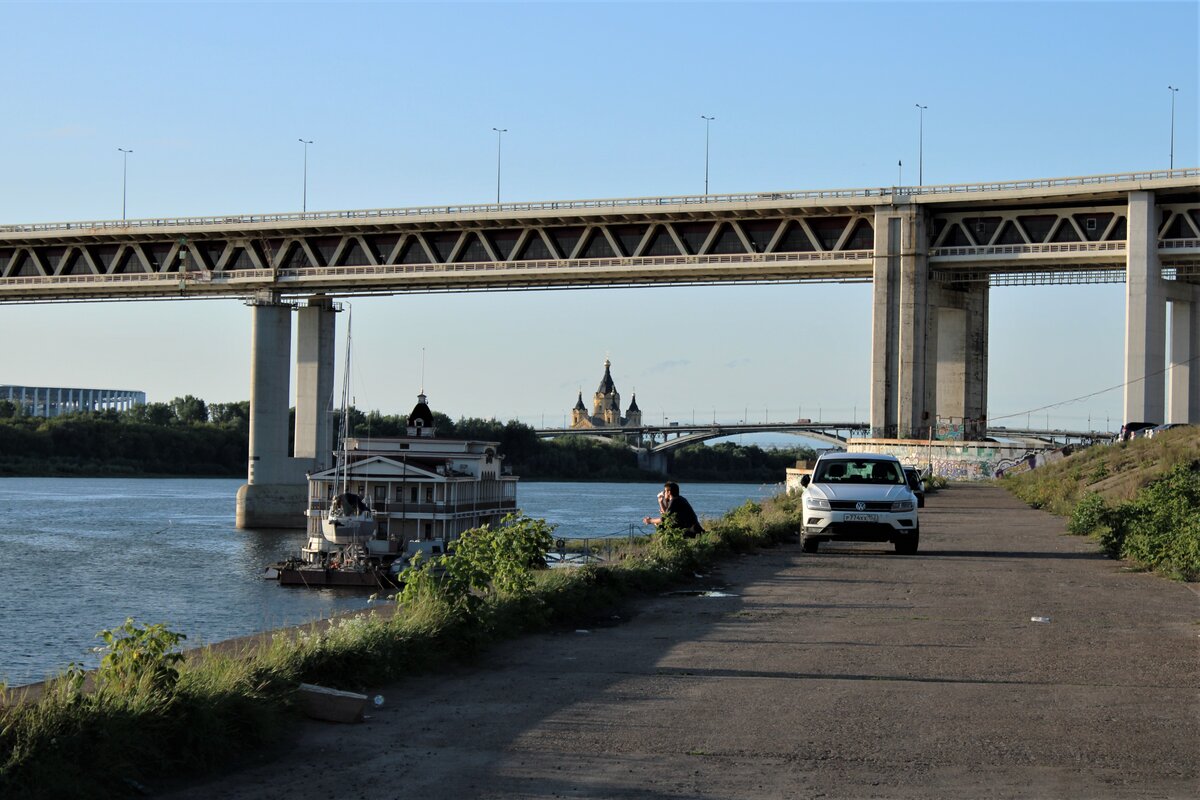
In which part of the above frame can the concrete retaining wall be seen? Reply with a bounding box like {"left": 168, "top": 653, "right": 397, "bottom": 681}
{"left": 847, "top": 438, "right": 1052, "bottom": 481}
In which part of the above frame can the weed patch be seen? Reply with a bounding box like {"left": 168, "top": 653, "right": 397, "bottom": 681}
{"left": 1003, "top": 429, "right": 1200, "bottom": 581}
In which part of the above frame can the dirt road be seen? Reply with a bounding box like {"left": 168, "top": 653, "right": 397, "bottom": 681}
{"left": 162, "top": 485, "right": 1199, "bottom": 799}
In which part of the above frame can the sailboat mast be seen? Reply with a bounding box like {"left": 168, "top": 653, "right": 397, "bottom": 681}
{"left": 337, "top": 307, "right": 354, "bottom": 496}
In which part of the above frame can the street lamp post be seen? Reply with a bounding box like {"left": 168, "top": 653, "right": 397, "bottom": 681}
{"left": 700, "top": 115, "right": 715, "bottom": 195}
{"left": 492, "top": 127, "right": 507, "bottom": 204}
{"left": 298, "top": 139, "right": 313, "bottom": 213}
{"left": 117, "top": 148, "right": 132, "bottom": 221}
{"left": 915, "top": 104, "right": 927, "bottom": 186}
{"left": 1168, "top": 85, "right": 1179, "bottom": 169}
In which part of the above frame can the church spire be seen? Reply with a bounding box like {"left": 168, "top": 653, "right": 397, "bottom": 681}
{"left": 597, "top": 357, "right": 616, "bottom": 394}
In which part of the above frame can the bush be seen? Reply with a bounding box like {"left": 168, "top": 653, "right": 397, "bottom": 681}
{"left": 1113, "top": 462, "right": 1200, "bottom": 581}
{"left": 398, "top": 513, "right": 556, "bottom": 618}
{"left": 1067, "top": 492, "right": 1109, "bottom": 536}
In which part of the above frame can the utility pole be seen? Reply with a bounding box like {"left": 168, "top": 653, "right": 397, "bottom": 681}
{"left": 915, "top": 104, "right": 928, "bottom": 186}
{"left": 1168, "top": 85, "right": 1180, "bottom": 169}
{"left": 298, "top": 139, "right": 313, "bottom": 212}
{"left": 701, "top": 115, "right": 715, "bottom": 195}
{"left": 492, "top": 127, "right": 507, "bottom": 203}
{"left": 118, "top": 148, "right": 132, "bottom": 221}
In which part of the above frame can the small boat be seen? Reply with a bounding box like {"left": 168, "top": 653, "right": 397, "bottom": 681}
{"left": 321, "top": 492, "right": 376, "bottom": 544}
{"left": 320, "top": 317, "right": 378, "bottom": 545}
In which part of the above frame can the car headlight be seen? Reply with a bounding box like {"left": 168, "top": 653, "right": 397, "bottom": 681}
{"left": 891, "top": 499, "right": 915, "bottom": 512}
{"left": 804, "top": 495, "right": 830, "bottom": 511}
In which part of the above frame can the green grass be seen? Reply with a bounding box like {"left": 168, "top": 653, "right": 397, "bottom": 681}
{"left": 0, "top": 493, "right": 804, "bottom": 799}
{"left": 1001, "top": 426, "right": 1200, "bottom": 581}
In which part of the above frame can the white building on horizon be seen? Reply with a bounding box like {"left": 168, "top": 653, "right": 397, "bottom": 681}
{"left": 1, "top": 384, "right": 146, "bottom": 417}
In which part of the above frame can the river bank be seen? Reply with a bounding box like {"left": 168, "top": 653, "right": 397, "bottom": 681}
{"left": 159, "top": 485, "right": 1200, "bottom": 800}
{"left": 0, "top": 478, "right": 779, "bottom": 687}
{"left": 1, "top": 492, "right": 803, "bottom": 799}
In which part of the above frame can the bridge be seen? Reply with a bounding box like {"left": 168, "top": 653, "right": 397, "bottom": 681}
{"left": 535, "top": 422, "right": 867, "bottom": 451}
{"left": 534, "top": 421, "right": 1110, "bottom": 454}
{"left": 2, "top": 168, "right": 1196, "bottom": 526}
{"left": 2, "top": 170, "right": 1196, "bottom": 302}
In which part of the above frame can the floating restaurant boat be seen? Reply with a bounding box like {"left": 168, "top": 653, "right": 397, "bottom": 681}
{"left": 271, "top": 391, "right": 519, "bottom": 588}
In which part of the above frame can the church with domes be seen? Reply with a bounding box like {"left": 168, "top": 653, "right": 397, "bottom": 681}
{"left": 570, "top": 359, "right": 643, "bottom": 429}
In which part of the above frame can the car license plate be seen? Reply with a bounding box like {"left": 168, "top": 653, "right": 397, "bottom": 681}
{"left": 843, "top": 513, "right": 878, "bottom": 523}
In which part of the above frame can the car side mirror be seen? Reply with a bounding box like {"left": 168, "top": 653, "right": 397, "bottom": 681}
{"left": 800, "top": 475, "right": 810, "bottom": 487}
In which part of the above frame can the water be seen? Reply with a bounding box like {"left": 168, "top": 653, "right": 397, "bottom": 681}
{"left": 0, "top": 477, "right": 778, "bottom": 686}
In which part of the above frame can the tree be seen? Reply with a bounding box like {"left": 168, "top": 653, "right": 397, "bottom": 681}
{"left": 210, "top": 401, "right": 250, "bottom": 427}
{"left": 171, "top": 395, "right": 209, "bottom": 424}
{"left": 0, "top": 400, "right": 16, "bottom": 419}
{"left": 129, "top": 402, "right": 176, "bottom": 427}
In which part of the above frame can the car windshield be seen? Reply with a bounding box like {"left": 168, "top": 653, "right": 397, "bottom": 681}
{"left": 815, "top": 459, "right": 903, "bottom": 485}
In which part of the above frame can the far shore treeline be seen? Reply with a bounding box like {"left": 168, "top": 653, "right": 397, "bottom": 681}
{"left": 0, "top": 396, "right": 815, "bottom": 483}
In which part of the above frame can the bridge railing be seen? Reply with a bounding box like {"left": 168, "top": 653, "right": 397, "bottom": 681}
{"left": 930, "top": 241, "right": 1129, "bottom": 259}
{"left": 0, "top": 250, "right": 876, "bottom": 293}
{"left": 3, "top": 168, "right": 1196, "bottom": 235}
{"left": 0, "top": 269, "right": 275, "bottom": 290}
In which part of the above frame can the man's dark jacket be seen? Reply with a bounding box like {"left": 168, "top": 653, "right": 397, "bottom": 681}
{"left": 666, "top": 495, "right": 704, "bottom": 537}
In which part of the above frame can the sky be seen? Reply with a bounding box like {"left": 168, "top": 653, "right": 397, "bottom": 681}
{"left": 0, "top": 1, "right": 1196, "bottom": 435}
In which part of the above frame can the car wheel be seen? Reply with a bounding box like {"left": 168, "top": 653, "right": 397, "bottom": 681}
{"left": 917, "top": 495, "right": 925, "bottom": 508}
{"left": 801, "top": 535, "right": 820, "bottom": 553}
{"left": 894, "top": 531, "right": 919, "bottom": 555}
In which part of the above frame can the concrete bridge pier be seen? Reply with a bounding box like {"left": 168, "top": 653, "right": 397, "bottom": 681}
{"left": 932, "top": 280, "right": 989, "bottom": 439}
{"left": 637, "top": 449, "right": 668, "bottom": 475}
{"left": 1125, "top": 190, "right": 1200, "bottom": 426}
{"left": 870, "top": 204, "right": 928, "bottom": 439}
{"left": 236, "top": 294, "right": 337, "bottom": 529}
{"left": 870, "top": 203, "right": 988, "bottom": 440}
{"left": 1168, "top": 288, "right": 1200, "bottom": 423}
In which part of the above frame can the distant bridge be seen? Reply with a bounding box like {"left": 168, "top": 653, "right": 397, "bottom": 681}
{"left": 532, "top": 422, "right": 1108, "bottom": 453}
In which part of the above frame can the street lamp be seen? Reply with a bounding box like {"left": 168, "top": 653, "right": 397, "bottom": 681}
{"left": 117, "top": 148, "right": 132, "bottom": 221}
{"left": 1168, "top": 85, "right": 1180, "bottom": 169}
{"left": 915, "top": 104, "right": 927, "bottom": 186}
{"left": 298, "top": 139, "right": 313, "bottom": 213}
{"left": 492, "top": 127, "right": 507, "bottom": 204}
{"left": 700, "top": 115, "right": 715, "bottom": 195}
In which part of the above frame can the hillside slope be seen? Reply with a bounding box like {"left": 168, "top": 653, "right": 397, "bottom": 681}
{"left": 1001, "top": 427, "right": 1200, "bottom": 581}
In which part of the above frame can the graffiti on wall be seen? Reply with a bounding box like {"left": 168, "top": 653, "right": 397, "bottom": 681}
{"left": 994, "top": 445, "right": 1074, "bottom": 478}
{"left": 847, "top": 439, "right": 1063, "bottom": 482}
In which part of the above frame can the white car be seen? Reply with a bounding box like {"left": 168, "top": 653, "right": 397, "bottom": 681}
{"left": 799, "top": 452, "right": 920, "bottom": 554}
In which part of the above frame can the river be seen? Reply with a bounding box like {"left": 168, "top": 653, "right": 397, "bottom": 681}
{"left": 0, "top": 477, "right": 779, "bottom": 687}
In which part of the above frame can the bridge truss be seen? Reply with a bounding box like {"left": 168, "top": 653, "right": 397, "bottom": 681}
{"left": 0, "top": 169, "right": 1196, "bottom": 303}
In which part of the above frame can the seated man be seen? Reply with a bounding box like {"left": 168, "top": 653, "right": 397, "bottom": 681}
{"left": 643, "top": 481, "right": 704, "bottom": 538}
